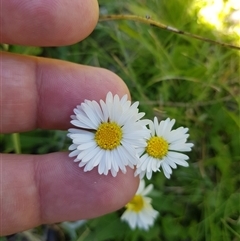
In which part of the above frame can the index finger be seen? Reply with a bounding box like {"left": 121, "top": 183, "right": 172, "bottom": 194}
{"left": 0, "top": 0, "right": 99, "bottom": 46}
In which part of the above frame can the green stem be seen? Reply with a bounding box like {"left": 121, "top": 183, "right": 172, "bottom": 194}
{"left": 99, "top": 14, "right": 240, "bottom": 50}
{"left": 11, "top": 133, "right": 21, "bottom": 154}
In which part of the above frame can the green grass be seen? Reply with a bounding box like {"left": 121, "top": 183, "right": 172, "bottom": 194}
{"left": 1, "top": 0, "right": 240, "bottom": 240}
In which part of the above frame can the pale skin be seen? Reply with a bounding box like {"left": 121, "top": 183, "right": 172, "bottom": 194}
{"left": 0, "top": 0, "right": 139, "bottom": 235}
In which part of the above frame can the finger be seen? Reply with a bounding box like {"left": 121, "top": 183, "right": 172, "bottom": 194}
{"left": 0, "top": 152, "right": 139, "bottom": 235}
{"left": 1, "top": 52, "right": 129, "bottom": 133}
{"left": 0, "top": 0, "right": 99, "bottom": 46}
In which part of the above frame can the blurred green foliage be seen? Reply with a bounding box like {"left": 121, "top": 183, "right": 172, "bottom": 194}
{"left": 1, "top": 0, "right": 239, "bottom": 240}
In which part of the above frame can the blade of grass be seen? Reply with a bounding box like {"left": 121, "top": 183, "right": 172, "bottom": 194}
{"left": 221, "top": 218, "right": 240, "bottom": 239}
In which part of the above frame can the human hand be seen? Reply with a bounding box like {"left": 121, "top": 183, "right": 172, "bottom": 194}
{"left": 0, "top": 0, "right": 139, "bottom": 235}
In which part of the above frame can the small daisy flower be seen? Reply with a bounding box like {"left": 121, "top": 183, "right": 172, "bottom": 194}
{"left": 68, "top": 92, "right": 149, "bottom": 177}
{"left": 121, "top": 179, "right": 158, "bottom": 230}
{"left": 135, "top": 117, "right": 194, "bottom": 179}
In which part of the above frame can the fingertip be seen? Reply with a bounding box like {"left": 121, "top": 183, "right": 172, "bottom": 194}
{"left": 87, "top": 67, "right": 131, "bottom": 101}
{"left": 1, "top": 0, "right": 99, "bottom": 46}
{"left": 36, "top": 62, "right": 131, "bottom": 130}
{"left": 97, "top": 168, "right": 139, "bottom": 215}
{"left": 36, "top": 153, "right": 139, "bottom": 222}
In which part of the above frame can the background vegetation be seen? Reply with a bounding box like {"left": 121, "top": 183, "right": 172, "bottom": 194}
{"left": 1, "top": 0, "right": 239, "bottom": 240}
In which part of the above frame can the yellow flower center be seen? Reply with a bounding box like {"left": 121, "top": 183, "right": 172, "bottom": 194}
{"left": 95, "top": 122, "right": 123, "bottom": 150}
{"left": 146, "top": 136, "right": 169, "bottom": 159}
{"left": 126, "top": 195, "right": 144, "bottom": 212}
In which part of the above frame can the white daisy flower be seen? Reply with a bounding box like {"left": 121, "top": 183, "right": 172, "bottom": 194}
{"left": 135, "top": 117, "right": 194, "bottom": 179}
{"left": 68, "top": 92, "right": 149, "bottom": 177}
{"left": 121, "top": 179, "right": 158, "bottom": 230}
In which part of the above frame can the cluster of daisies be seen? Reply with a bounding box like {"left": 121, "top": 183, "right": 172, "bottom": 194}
{"left": 68, "top": 92, "right": 194, "bottom": 230}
